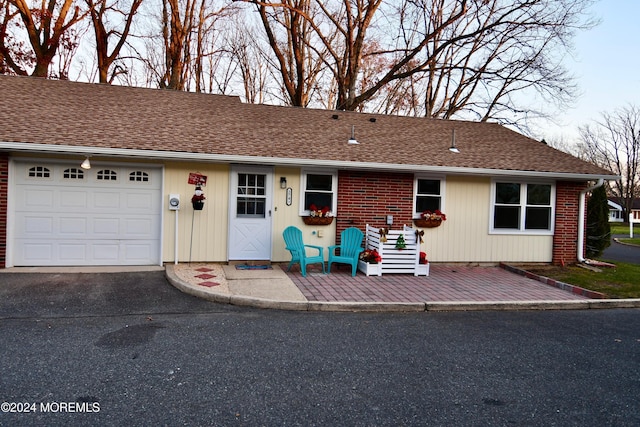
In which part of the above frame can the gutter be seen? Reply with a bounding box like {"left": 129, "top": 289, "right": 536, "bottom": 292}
{"left": 577, "top": 178, "right": 605, "bottom": 263}
{"left": 0, "top": 142, "right": 618, "bottom": 181}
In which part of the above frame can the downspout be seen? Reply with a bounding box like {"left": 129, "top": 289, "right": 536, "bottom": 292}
{"left": 577, "top": 178, "right": 604, "bottom": 263}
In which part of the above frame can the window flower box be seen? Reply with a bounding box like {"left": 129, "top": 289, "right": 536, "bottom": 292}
{"left": 414, "top": 210, "right": 446, "bottom": 228}
{"left": 413, "top": 218, "right": 442, "bottom": 228}
{"left": 303, "top": 204, "right": 333, "bottom": 225}
{"left": 302, "top": 216, "right": 333, "bottom": 226}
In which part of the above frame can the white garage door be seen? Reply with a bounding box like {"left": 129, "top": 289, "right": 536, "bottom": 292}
{"left": 13, "top": 161, "right": 162, "bottom": 266}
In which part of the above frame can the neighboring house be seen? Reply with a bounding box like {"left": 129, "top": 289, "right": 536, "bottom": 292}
{"left": 608, "top": 199, "right": 624, "bottom": 222}
{"left": 0, "top": 76, "right": 617, "bottom": 268}
{"left": 608, "top": 198, "right": 640, "bottom": 222}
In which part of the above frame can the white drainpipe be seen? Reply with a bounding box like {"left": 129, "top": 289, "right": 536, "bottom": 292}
{"left": 577, "top": 178, "right": 605, "bottom": 262}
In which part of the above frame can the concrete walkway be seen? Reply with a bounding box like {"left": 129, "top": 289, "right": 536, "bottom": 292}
{"left": 165, "top": 263, "right": 640, "bottom": 312}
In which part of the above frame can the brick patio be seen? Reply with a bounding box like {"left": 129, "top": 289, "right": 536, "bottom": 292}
{"left": 285, "top": 264, "right": 589, "bottom": 303}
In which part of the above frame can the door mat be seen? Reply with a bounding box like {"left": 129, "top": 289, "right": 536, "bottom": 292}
{"left": 235, "top": 264, "right": 273, "bottom": 270}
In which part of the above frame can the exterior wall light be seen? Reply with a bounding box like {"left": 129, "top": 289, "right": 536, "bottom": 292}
{"left": 80, "top": 156, "right": 91, "bottom": 169}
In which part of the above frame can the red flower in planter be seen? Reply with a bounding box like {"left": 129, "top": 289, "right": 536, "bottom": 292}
{"left": 421, "top": 210, "right": 446, "bottom": 221}
{"left": 360, "top": 249, "right": 382, "bottom": 264}
{"left": 309, "top": 204, "right": 332, "bottom": 217}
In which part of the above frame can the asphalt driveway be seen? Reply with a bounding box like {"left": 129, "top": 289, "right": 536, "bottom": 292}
{"left": 602, "top": 236, "right": 640, "bottom": 264}
{"left": 0, "top": 271, "right": 240, "bottom": 319}
{"left": 1, "top": 271, "right": 640, "bottom": 426}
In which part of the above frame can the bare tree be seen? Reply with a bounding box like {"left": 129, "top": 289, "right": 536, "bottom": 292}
{"left": 240, "top": 0, "right": 595, "bottom": 127}
{"left": 85, "top": 0, "right": 143, "bottom": 83}
{"left": 157, "top": 0, "right": 194, "bottom": 89}
{"left": 245, "top": 0, "right": 328, "bottom": 106}
{"left": 0, "top": 0, "right": 35, "bottom": 74}
{"left": 578, "top": 105, "right": 640, "bottom": 220}
{"left": 1, "top": 0, "right": 87, "bottom": 77}
{"left": 136, "top": 0, "right": 231, "bottom": 91}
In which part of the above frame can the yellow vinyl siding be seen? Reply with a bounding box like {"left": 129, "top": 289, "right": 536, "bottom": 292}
{"left": 422, "top": 176, "right": 552, "bottom": 263}
{"left": 163, "top": 163, "right": 229, "bottom": 263}
{"left": 271, "top": 167, "right": 336, "bottom": 261}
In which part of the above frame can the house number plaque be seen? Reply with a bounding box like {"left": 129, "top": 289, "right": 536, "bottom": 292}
{"left": 286, "top": 187, "right": 292, "bottom": 206}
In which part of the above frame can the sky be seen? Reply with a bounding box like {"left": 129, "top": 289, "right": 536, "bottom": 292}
{"left": 542, "top": 0, "right": 640, "bottom": 145}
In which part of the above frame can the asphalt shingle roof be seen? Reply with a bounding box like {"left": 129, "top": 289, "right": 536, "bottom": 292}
{"left": 0, "top": 75, "right": 615, "bottom": 178}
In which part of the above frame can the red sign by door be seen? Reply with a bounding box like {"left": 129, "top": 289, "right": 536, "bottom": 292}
{"left": 188, "top": 173, "right": 207, "bottom": 186}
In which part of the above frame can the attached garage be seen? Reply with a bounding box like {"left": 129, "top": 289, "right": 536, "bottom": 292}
{"left": 11, "top": 161, "right": 162, "bottom": 266}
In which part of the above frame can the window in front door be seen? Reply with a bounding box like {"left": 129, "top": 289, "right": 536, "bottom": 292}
{"left": 236, "top": 173, "right": 266, "bottom": 217}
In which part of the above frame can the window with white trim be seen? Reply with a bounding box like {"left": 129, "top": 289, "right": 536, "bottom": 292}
{"left": 491, "top": 181, "right": 554, "bottom": 233}
{"left": 300, "top": 170, "right": 337, "bottom": 215}
{"left": 413, "top": 176, "right": 445, "bottom": 218}
{"left": 237, "top": 173, "right": 266, "bottom": 217}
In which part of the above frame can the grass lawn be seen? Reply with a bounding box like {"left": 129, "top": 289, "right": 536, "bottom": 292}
{"left": 618, "top": 238, "right": 640, "bottom": 245}
{"left": 525, "top": 261, "right": 640, "bottom": 299}
{"left": 521, "top": 223, "right": 640, "bottom": 298}
{"left": 610, "top": 223, "right": 640, "bottom": 236}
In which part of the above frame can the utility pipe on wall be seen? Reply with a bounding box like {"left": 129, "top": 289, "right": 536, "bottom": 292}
{"left": 175, "top": 209, "right": 179, "bottom": 264}
{"left": 577, "top": 178, "right": 604, "bottom": 263}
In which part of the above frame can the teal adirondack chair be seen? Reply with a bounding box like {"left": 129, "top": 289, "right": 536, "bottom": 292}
{"left": 328, "top": 227, "right": 364, "bottom": 276}
{"left": 283, "top": 226, "right": 325, "bottom": 277}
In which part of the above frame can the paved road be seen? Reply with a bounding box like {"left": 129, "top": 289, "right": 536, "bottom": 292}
{"left": 601, "top": 235, "right": 640, "bottom": 264}
{"left": 1, "top": 272, "right": 640, "bottom": 426}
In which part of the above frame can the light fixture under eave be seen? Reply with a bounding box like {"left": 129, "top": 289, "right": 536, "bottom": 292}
{"left": 280, "top": 176, "right": 287, "bottom": 189}
{"left": 80, "top": 156, "right": 91, "bottom": 169}
{"left": 348, "top": 125, "right": 359, "bottom": 145}
{"left": 449, "top": 129, "right": 460, "bottom": 153}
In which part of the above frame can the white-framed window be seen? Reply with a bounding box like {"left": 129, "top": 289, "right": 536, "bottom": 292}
{"left": 413, "top": 176, "right": 445, "bottom": 218}
{"left": 299, "top": 170, "right": 338, "bottom": 215}
{"left": 490, "top": 180, "right": 555, "bottom": 234}
{"left": 236, "top": 172, "right": 267, "bottom": 218}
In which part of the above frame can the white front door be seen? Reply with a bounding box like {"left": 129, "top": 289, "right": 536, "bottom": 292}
{"left": 228, "top": 166, "right": 273, "bottom": 260}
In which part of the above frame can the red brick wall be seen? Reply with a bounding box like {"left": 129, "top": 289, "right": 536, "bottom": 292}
{"left": 553, "top": 181, "right": 588, "bottom": 265}
{"left": 0, "top": 153, "right": 7, "bottom": 268}
{"left": 336, "top": 171, "right": 414, "bottom": 242}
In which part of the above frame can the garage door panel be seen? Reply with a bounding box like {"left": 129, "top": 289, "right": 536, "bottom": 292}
{"left": 93, "top": 217, "right": 120, "bottom": 235}
{"left": 13, "top": 162, "right": 161, "bottom": 266}
{"left": 92, "top": 243, "right": 120, "bottom": 261}
{"left": 59, "top": 217, "right": 87, "bottom": 235}
{"left": 22, "top": 216, "right": 54, "bottom": 234}
{"left": 93, "top": 191, "right": 121, "bottom": 209}
{"left": 22, "top": 189, "right": 54, "bottom": 208}
{"left": 58, "top": 243, "right": 88, "bottom": 262}
{"left": 124, "top": 243, "right": 154, "bottom": 262}
{"left": 126, "top": 192, "right": 154, "bottom": 208}
{"left": 19, "top": 243, "right": 53, "bottom": 262}
{"left": 60, "top": 190, "right": 88, "bottom": 208}
{"left": 124, "top": 218, "right": 153, "bottom": 235}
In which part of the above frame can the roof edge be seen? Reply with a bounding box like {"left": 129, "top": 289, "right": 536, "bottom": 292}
{"left": 1, "top": 142, "right": 619, "bottom": 181}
